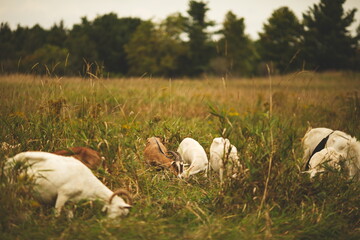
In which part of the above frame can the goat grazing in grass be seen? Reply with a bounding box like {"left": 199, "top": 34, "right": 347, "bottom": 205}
{"left": 177, "top": 138, "right": 208, "bottom": 178}
{"left": 6, "top": 151, "right": 132, "bottom": 218}
{"left": 302, "top": 127, "right": 360, "bottom": 180}
{"left": 306, "top": 147, "right": 345, "bottom": 178}
{"left": 209, "top": 137, "right": 240, "bottom": 183}
{"left": 53, "top": 146, "right": 103, "bottom": 170}
{"left": 143, "top": 137, "right": 184, "bottom": 177}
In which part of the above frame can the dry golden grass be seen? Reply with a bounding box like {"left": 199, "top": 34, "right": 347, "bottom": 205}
{"left": 1, "top": 71, "right": 359, "bottom": 124}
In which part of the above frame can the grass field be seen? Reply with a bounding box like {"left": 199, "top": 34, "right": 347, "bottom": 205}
{"left": 0, "top": 72, "right": 359, "bottom": 239}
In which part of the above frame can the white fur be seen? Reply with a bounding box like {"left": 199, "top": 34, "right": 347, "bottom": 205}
{"left": 307, "top": 147, "right": 344, "bottom": 178}
{"left": 177, "top": 138, "right": 208, "bottom": 178}
{"left": 303, "top": 128, "right": 360, "bottom": 180}
{"left": 209, "top": 137, "right": 239, "bottom": 183}
{"left": 6, "top": 151, "right": 131, "bottom": 218}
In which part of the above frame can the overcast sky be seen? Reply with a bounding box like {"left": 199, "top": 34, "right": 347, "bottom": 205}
{"left": 1, "top": 0, "right": 359, "bottom": 39}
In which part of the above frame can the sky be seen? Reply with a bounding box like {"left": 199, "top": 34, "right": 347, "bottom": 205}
{"left": 1, "top": 0, "right": 359, "bottom": 39}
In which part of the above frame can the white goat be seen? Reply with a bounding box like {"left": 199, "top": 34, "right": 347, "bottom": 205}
{"left": 209, "top": 137, "right": 239, "bottom": 183}
{"left": 307, "top": 147, "right": 345, "bottom": 178}
{"left": 302, "top": 127, "right": 360, "bottom": 180}
{"left": 6, "top": 151, "right": 132, "bottom": 218}
{"left": 177, "top": 138, "right": 208, "bottom": 178}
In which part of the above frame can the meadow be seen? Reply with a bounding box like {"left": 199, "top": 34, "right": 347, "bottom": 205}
{"left": 0, "top": 72, "right": 359, "bottom": 239}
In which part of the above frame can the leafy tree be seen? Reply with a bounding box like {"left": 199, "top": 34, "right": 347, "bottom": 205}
{"left": 125, "top": 21, "right": 186, "bottom": 77}
{"left": 160, "top": 13, "right": 189, "bottom": 76}
{"left": 22, "top": 44, "right": 68, "bottom": 75}
{"left": 4, "top": 24, "right": 48, "bottom": 61}
{"left": 125, "top": 21, "right": 159, "bottom": 75}
{"left": 65, "top": 17, "right": 98, "bottom": 75}
{"left": 216, "top": 11, "right": 258, "bottom": 76}
{"left": 12, "top": 25, "right": 30, "bottom": 58}
{"left": 0, "top": 23, "right": 15, "bottom": 60}
{"left": 185, "top": 0, "right": 214, "bottom": 75}
{"left": 258, "top": 7, "right": 303, "bottom": 73}
{"left": 47, "top": 21, "right": 67, "bottom": 48}
{"left": 23, "top": 24, "right": 48, "bottom": 55}
{"left": 65, "top": 14, "right": 142, "bottom": 76}
{"left": 90, "top": 14, "right": 142, "bottom": 75}
{"left": 302, "top": 0, "right": 357, "bottom": 70}
{"left": 352, "top": 24, "right": 360, "bottom": 69}
{"left": 0, "top": 23, "right": 16, "bottom": 72}
{"left": 160, "top": 13, "right": 187, "bottom": 41}
{"left": 0, "top": 24, "right": 50, "bottom": 73}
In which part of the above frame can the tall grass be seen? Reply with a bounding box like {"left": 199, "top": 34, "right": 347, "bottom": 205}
{"left": 0, "top": 72, "right": 359, "bottom": 239}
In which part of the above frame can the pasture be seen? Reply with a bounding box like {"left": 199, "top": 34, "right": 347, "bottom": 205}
{"left": 0, "top": 72, "right": 359, "bottom": 239}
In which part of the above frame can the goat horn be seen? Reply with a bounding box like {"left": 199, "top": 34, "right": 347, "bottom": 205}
{"left": 165, "top": 151, "right": 176, "bottom": 159}
{"left": 175, "top": 151, "right": 183, "bottom": 162}
{"left": 109, "top": 188, "right": 133, "bottom": 205}
{"left": 166, "top": 151, "right": 182, "bottom": 162}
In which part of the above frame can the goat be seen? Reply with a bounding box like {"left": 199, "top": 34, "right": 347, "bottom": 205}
{"left": 6, "top": 151, "right": 132, "bottom": 218}
{"left": 53, "top": 147, "right": 103, "bottom": 170}
{"left": 177, "top": 138, "right": 208, "bottom": 178}
{"left": 209, "top": 137, "right": 239, "bottom": 183}
{"left": 307, "top": 147, "right": 344, "bottom": 178}
{"left": 143, "top": 137, "right": 183, "bottom": 177}
{"left": 302, "top": 127, "right": 360, "bottom": 180}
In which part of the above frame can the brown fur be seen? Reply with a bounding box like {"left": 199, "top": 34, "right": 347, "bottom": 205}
{"left": 143, "top": 137, "right": 179, "bottom": 175}
{"left": 53, "top": 147, "right": 102, "bottom": 170}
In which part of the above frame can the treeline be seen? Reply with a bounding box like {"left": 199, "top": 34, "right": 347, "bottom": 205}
{"left": 0, "top": 0, "right": 359, "bottom": 77}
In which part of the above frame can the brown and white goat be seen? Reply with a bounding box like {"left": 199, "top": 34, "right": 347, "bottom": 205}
{"left": 6, "top": 151, "right": 132, "bottom": 218}
{"left": 143, "top": 137, "right": 184, "bottom": 177}
{"left": 53, "top": 147, "right": 103, "bottom": 170}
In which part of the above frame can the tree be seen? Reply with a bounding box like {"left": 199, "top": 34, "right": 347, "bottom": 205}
{"left": 23, "top": 24, "right": 48, "bottom": 55}
{"left": 12, "top": 25, "right": 30, "bottom": 58}
{"left": 185, "top": 0, "right": 214, "bottom": 75}
{"left": 0, "top": 23, "right": 16, "bottom": 72}
{"left": 65, "top": 17, "right": 99, "bottom": 75}
{"left": 352, "top": 24, "right": 360, "bottom": 69}
{"left": 216, "top": 11, "right": 258, "bottom": 76}
{"left": 65, "top": 14, "right": 142, "bottom": 76}
{"left": 47, "top": 21, "right": 67, "bottom": 48}
{"left": 0, "top": 23, "right": 15, "bottom": 60}
{"left": 160, "top": 13, "right": 190, "bottom": 76}
{"left": 2, "top": 24, "right": 49, "bottom": 73}
{"left": 258, "top": 7, "right": 303, "bottom": 73}
{"left": 22, "top": 44, "right": 69, "bottom": 75}
{"left": 125, "top": 21, "right": 186, "bottom": 77}
{"left": 160, "top": 13, "right": 188, "bottom": 41}
{"left": 90, "top": 14, "right": 142, "bottom": 75}
{"left": 302, "top": 0, "right": 357, "bottom": 70}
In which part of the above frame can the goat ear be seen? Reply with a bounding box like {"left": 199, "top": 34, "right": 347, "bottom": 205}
{"left": 102, "top": 204, "right": 108, "bottom": 212}
{"left": 120, "top": 203, "right": 132, "bottom": 209}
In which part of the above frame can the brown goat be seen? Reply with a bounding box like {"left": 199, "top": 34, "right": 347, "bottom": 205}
{"left": 53, "top": 147, "right": 103, "bottom": 170}
{"left": 143, "top": 137, "right": 183, "bottom": 177}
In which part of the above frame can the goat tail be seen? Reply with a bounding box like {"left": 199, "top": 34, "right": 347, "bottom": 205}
{"left": 14, "top": 151, "right": 57, "bottom": 163}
